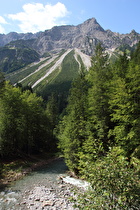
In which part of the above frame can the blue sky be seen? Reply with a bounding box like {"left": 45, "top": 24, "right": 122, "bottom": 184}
{"left": 0, "top": 0, "right": 140, "bottom": 34}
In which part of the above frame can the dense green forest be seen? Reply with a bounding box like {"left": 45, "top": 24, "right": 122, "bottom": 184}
{"left": 0, "top": 80, "right": 58, "bottom": 158}
{"left": 0, "top": 43, "right": 140, "bottom": 208}
{"left": 58, "top": 43, "right": 140, "bottom": 208}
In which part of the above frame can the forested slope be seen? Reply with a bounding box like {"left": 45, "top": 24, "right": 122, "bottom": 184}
{"left": 58, "top": 43, "right": 140, "bottom": 209}
{"left": 0, "top": 42, "right": 140, "bottom": 209}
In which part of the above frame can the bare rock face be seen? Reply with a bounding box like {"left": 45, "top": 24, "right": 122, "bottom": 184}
{"left": 0, "top": 32, "right": 41, "bottom": 47}
{"left": 0, "top": 17, "right": 140, "bottom": 56}
{"left": 33, "top": 18, "right": 108, "bottom": 55}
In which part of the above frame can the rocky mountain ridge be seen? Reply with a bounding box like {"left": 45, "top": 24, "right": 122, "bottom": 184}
{"left": 0, "top": 18, "right": 140, "bottom": 56}
{"left": 1, "top": 17, "right": 140, "bottom": 101}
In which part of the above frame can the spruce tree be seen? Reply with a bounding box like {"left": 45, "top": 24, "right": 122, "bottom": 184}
{"left": 58, "top": 69, "right": 88, "bottom": 173}
{"left": 109, "top": 45, "right": 140, "bottom": 157}
{"left": 87, "top": 43, "right": 112, "bottom": 153}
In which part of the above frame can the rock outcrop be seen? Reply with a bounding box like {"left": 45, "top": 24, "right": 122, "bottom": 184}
{"left": 0, "top": 18, "right": 140, "bottom": 56}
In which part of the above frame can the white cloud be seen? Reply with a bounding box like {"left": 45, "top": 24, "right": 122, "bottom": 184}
{"left": 0, "top": 16, "right": 7, "bottom": 24}
{"left": 8, "top": 2, "right": 69, "bottom": 33}
{"left": 0, "top": 25, "right": 6, "bottom": 34}
{"left": 0, "top": 16, "right": 7, "bottom": 33}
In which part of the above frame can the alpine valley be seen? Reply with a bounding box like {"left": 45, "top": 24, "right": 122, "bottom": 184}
{"left": 0, "top": 17, "right": 140, "bottom": 99}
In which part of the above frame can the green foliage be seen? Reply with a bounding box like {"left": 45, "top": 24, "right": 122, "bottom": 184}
{"left": 58, "top": 43, "right": 140, "bottom": 173}
{"left": 113, "top": 51, "right": 129, "bottom": 78}
{"left": 109, "top": 58, "right": 140, "bottom": 157}
{"left": 0, "top": 82, "right": 25, "bottom": 156}
{"left": 130, "top": 145, "right": 140, "bottom": 173}
{"left": 45, "top": 93, "right": 59, "bottom": 151}
{"left": 75, "top": 147, "right": 140, "bottom": 209}
{"left": 0, "top": 71, "right": 5, "bottom": 91}
{"left": 21, "top": 57, "right": 59, "bottom": 88}
{"left": 58, "top": 69, "right": 88, "bottom": 173}
{"left": 45, "top": 93, "right": 59, "bottom": 128}
{"left": 1, "top": 41, "right": 140, "bottom": 208}
{"left": 0, "top": 81, "right": 55, "bottom": 157}
{"left": 58, "top": 43, "right": 140, "bottom": 209}
{"left": 78, "top": 136, "right": 104, "bottom": 175}
{"left": 131, "top": 41, "right": 140, "bottom": 65}
{"left": 5, "top": 49, "right": 85, "bottom": 115}
{"left": 20, "top": 90, "right": 48, "bottom": 154}
{"left": 6, "top": 57, "right": 51, "bottom": 84}
{"left": 87, "top": 43, "right": 112, "bottom": 152}
{"left": 0, "top": 46, "right": 39, "bottom": 73}
{"left": 40, "top": 50, "right": 79, "bottom": 91}
{"left": 36, "top": 50, "right": 80, "bottom": 112}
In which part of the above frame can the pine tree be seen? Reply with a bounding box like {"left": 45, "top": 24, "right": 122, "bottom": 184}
{"left": 45, "top": 93, "right": 59, "bottom": 129}
{"left": 87, "top": 43, "right": 112, "bottom": 153}
{"left": 45, "top": 93, "right": 59, "bottom": 151}
{"left": 113, "top": 51, "right": 129, "bottom": 78}
{"left": 0, "top": 82, "right": 24, "bottom": 156}
{"left": 131, "top": 41, "right": 140, "bottom": 65}
{"left": 0, "top": 82, "right": 50, "bottom": 157}
{"left": 109, "top": 44, "right": 140, "bottom": 157}
{"left": 58, "top": 69, "right": 88, "bottom": 173}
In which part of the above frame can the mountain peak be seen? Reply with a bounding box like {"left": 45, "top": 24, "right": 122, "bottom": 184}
{"left": 83, "top": 17, "right": 98, "bottom": 25}
{"left": 130, "top": 29, "right": 138, "bottom": 35}
{"left": 78, "top": 17, "right": 104, "bottom": 33}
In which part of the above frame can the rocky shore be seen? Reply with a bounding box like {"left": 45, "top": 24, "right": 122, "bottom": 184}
{"left": 1, "top": 181, "right": 78, "bottom": 210}
{"left": 0, "top": 158, "right": 81, "bottom": 209}
{"left": 20, "top": 181, "right": 78, "bottom": 209}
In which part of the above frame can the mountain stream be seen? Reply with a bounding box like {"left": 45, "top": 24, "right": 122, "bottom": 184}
{"left": 0, "top": 158, "right": 82, "bottom": 210}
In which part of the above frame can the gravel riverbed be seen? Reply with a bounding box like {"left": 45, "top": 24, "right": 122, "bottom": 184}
{"left": 20, "top": 181, "right": 77, "bottom": 209}
{"left": 0, "top": 158, "right": 80, "bottom": 210}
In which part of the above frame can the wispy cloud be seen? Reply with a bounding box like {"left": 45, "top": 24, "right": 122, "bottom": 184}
{"left": 0, "top": 16, "right": 7, "bottom": 24}
{"left": 0, "top": 16, "right": 7, "bottom": 33}
{"left": 7, "top": 2, "right": 69, "bottom": 33}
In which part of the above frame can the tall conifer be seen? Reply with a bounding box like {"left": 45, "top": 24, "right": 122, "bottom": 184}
{"left": 87, "top": 43, "right": 111, "bottom": 153}
{"left": 58, "top": 69, "right": 88, "bottom": 173}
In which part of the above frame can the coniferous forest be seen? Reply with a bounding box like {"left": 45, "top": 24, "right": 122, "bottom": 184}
{"left": 0, "top": 42, "right": 140, "bottom": 208}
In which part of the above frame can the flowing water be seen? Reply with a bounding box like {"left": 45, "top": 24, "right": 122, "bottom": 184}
{"left": 0, "top": 158, "right": 70, "bottom": 210}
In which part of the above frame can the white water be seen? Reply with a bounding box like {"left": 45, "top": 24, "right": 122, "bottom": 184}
{"left": 63, "top": 176, "right": 91, "bottom": 190}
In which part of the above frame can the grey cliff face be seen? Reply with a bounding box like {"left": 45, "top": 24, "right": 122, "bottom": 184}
{"left": 0, "top": 18, "right": 140, "bottom": 56}
{"left": 0, "top": 32, "right": 41, "bottom": 47}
